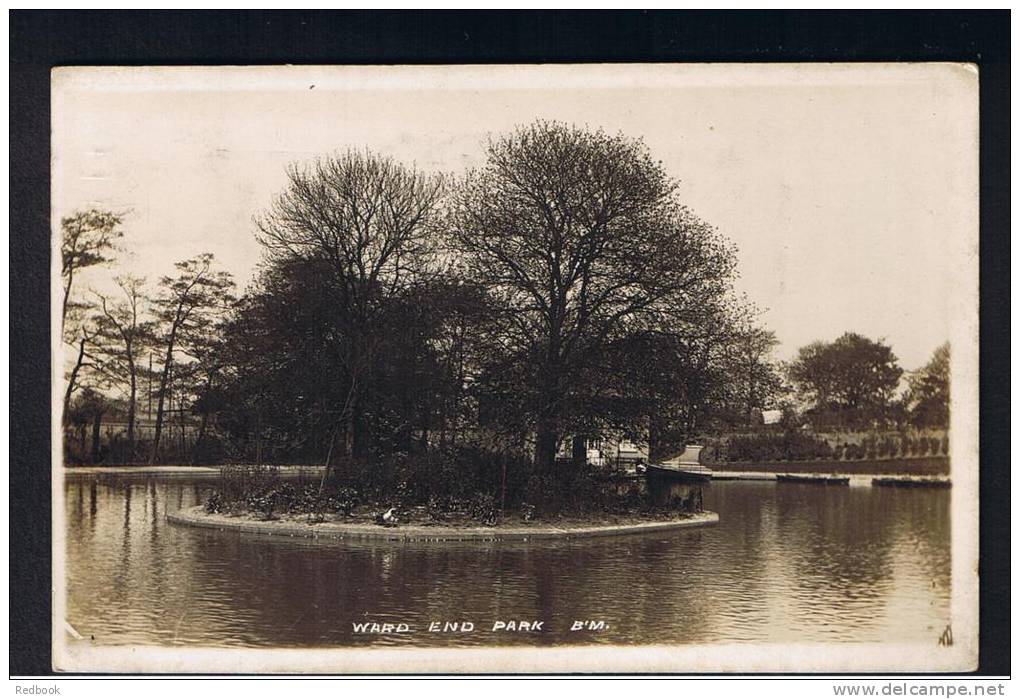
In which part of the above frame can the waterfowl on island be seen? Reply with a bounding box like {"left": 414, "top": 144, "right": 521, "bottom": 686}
{"left": 375, "top": 507, "right": 399, "bottom": 527}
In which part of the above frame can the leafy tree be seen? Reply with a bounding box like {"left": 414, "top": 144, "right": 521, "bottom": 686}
{"left": 598, "top": 299, "right": 731, "bottom": 459}
{"left": 451, "top": 121, "right": 736, "bottom": 466}
{"left": 787, "top": 332, "right": 903, "bottom": 429}
{"left": 65, "top": 387, "right": 114, "bottom": 464}
{"left": 60, "top": 209, "right": 123, "bottom": 325}
{"left": 906, "top": 342, "right": 950, "bottom": 428}
{"left": 149, "top": 254, "right": 234, "bottom": 463}
{"left": 367, "top": 277, "right": 495, "bottom": 453}
{"left": 595, "top": 300, "right": 782, "bottom": 459}
{"left": 213, "top": 256, "right": 494, "bottom": 465}
{"left": 215, "top": 258, "right": 348, "bottom": 462}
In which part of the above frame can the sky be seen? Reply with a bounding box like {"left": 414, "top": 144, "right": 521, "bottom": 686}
{"left": 52, "top": 64, "right": 978, "bottom": 370}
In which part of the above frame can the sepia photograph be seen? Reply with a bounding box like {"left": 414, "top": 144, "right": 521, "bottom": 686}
{"left": 49, "top": 62, "right": 980, "bottom": 674}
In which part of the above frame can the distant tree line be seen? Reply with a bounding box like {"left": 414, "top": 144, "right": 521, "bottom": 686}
{"left": 784, "top": 332, "right": 949, "bottom": 432}
{"left": 61, "top": 121, "right": 789, "bottom": 468}
{"left": 61, "top": 215, "right": 235, "bottom": 464}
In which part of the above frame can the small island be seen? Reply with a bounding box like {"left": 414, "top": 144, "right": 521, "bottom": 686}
{"left": 169, "top": 504, "right": 719, "bottom": 542}
{"left": 170, "top": 456, "right": 717, "bottom": 542}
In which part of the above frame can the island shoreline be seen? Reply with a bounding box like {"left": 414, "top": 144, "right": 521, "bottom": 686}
{"left": 168, "top": 505, "right": 719, "bottom": 542}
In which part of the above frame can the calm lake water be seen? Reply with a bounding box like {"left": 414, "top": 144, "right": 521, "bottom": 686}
{"left": 62, "top": 475, "right": 950, "bottom": 648}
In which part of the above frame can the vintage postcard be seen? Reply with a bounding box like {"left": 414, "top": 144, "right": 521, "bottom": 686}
{"left": 51, "top": 63, "right": 979, "bottom": 673}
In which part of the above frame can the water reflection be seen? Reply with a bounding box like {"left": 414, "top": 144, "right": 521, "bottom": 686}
{"left": 63, "top": 476, "right": 950, "bottom": 648}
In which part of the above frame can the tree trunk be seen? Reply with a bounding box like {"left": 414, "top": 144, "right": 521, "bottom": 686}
{"left": 177, "top": 383, "right": 188, "bottom": 457}
{"left": 438, "top": 391, "right": 448, "bottom": 449}
{"left": 535, "top": 425, "right": 558, "bottom": 469}
{"left": 571, "top": 435, "right": 587, "bottom": 467}
{"left": 534, "top": 361, "right": 563, "bottom": 469}
{"left": 341, "top": 384, "right": 365, "bottom": 459}
{"left": 341, "top": 394, "right": 359, "bottom": 459}
{"left": 192, "top": 411, "right": 210, "bottom": 465}
{"left": 63, "top": 333, "right": 88, "bottom": 422}
{"left": 255, "top": 406, "right": 262, "bottom": 465}
{"left": 127, "top": 362, "right": 137, "bottom": 451}
{"left": 61, "top": 270, "right": 74, "bottom": 327}
{"left": 90, "top": 411, "right": 103, "bottom": 463}
{"left": 648, "top": 415, "right": 664, "bottom": 463}
{"left": 339, "top": 360, "right": 360, "bottom": 459}
{"left": 342, "top": 420, "right": 354, "bottom": 459}
{"left": 354, "top": 405, "right": 370, "bottom": 458}
{"left": 149, "top": 330, "right": 178, "bottom": 464}
{"left": 500, "top": 453, "right": 507, "bottom": 514}
{"left": 190, "top": 371, "right": 213, "bottom": 464}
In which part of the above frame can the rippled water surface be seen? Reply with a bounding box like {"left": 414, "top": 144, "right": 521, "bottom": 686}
{"left": 63, "top": 476, "right": 950, "bottom": 647}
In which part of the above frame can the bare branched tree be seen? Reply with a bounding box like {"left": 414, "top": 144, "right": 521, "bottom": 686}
{"left": 92, "top": 275, "right": 150, "bottom": 450}
{"left": 62, "top": 302, "right": 98, "bottom": 420}
{"left": 255, "top": 150, "right": 445, "bottom": 458}
{"left": 60, "top": 209, "right": 123, "bottom": 424}
{"left": 149, "top": 254, "right": 234, "bottom": 463}
{"left": 451, "top": 121, "right": 736, "bottom": 467}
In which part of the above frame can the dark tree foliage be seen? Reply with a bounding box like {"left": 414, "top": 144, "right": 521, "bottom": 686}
{"left": 181, "top": 319, "right": 233, "bottom": 465}
{"left": 906, "top": 342, "right": 950, "bottom": 428}
{"left": 213, "top": 254, "right": 494, "bottom": 465}
{"left": 215, "top": 257, "right": 346, "bottom": 462}
{"left": 64, "top": 387, "right": 119, "bottom": 464}
{"left": 214, "top": 124, "right": 752, "bottom": 473}
{"left": 595, "top": 299, "right": 782, "bottom": 460}
{"left": 254, "top": 150, "right": 445, "bottom": 459}
{"left": 725, "top": 322, "right": 786, "bottom": 428}
{"left": 788, "top": 332, "right": 904, "bottom": 429}
{"left": 367, "top": 277, "right": 496, "bottom": 454}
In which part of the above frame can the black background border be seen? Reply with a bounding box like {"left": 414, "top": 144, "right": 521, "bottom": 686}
{"left": 9, "top": 10, "right": 1010, "bottom": 677}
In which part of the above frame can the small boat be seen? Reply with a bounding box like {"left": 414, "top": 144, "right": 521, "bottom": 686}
{"left": 648, "top": 445, "right": 713, "bottom": 482}
{"left": 646, "top": 463, "right": 712, "bottom": 482}
{"left": 776, "top": 473, "right": 850, "bottom": 485}
{"left": 872, "top": 477, "right": 951, "bottom": 488}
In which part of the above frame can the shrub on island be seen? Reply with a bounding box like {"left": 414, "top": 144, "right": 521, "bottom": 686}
{"left": 202, "top": 446, "right": 698, "bottom": 528}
